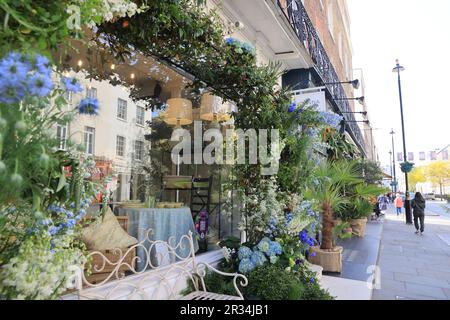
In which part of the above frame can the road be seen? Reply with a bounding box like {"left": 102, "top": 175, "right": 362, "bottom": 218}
{"left": 424, "top": 200, "right": 450, "bottom": 219}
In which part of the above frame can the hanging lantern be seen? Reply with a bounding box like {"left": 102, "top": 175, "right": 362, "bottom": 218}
{"left": 164, "top": 98, "right": 193, "bottom": 126}
{"left": 200, "top": 93, "right": 223, "bottom": 122}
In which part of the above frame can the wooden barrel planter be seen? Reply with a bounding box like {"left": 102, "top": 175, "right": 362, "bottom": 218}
{"left": 308, "top": 246, "right": 343, "bottom": 273}
{"left": 350, "top": 218, "right": 368, "bottom": 237}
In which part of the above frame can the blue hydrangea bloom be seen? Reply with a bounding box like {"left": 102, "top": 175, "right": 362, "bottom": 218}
{"left": 79, "top": 98, "right": 100, "bottom": 115}
{"left": 268, "top": 241, "right": 282, "bottom": 256}
{"left": 319, "top": 111, "right": 344, "bottom": 128}
{"left": 238, "top": 258, "right": 256, "bottom": 273}
{"left": 250, "top": 251, "right": 267, "bottom": 267}
{"left": 257, "top": 239, "right": 270, "bottom": 254}
{"left": 62, "top": 77, "right": 83, "bottom": 93}
{"left": 225, "top": 37, "right": 240, "bottom": 46}
{"left": 238, "top": 246, "right": 252, "bottom": 260}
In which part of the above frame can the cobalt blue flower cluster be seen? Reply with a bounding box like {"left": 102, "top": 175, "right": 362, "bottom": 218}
{"left": 0, "top": 52, "right": 53, "bottom": 104}
{"left": 237, "top": 238, "right": 283, "bottom": 273}
{"left": 78, "top": 97, "right": 100, "bottom": 115}
{"left": 318, "top": 111, "right": 344, "bottom": 128}
{"left": 225, "top": 37, "right": 256, "bottom": 55}
{"left": 299, "top": 230, "right": 316, "bottom": 247}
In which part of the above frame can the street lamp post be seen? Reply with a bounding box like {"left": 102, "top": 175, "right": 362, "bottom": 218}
{"left": 389, "top": 150, "right": 394, "bottom": 194}
{"left": 393, "top": 60, "right": 413, "bottom": 225}
{"left": 390, "top": 129, "right": 397, "bottom": 194}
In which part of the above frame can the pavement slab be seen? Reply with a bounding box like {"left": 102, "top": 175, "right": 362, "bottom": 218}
{"left": 372, "top": 203, "right": 450, "bottom": 300}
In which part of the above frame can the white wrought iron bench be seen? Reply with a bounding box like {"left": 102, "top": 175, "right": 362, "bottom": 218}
{"left": 74, "top": 230, "right": 248, "bottom": 300}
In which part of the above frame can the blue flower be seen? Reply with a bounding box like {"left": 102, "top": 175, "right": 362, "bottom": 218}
{"left": 309, "top": 278, "right": 315, "bottom": 284}
{"left": 257, "top": 239, "right": 270, "bottom": 254}
{"left": 41, "top": 218, "right": 53, "bottom": 226}
{"left": 49, "top": 226, "right": 60, "bottom": 236}
{"left": 65, "top": 219, "right": 76, "bottom": 229}
{"left": 268, "top": 241, "right": 282, "bottom": 256}
{"left": 27, "top": 73, "right": 53, "bottom": 97}
{"left": 319, "top": 111, "right": 344, "bottom": 128}
{"left": 62, "top": 77, "right": 83, "bottom": 93}
{"left": 295, "top": 258, "right": 304, "bottom": 266}
{"left": 288, "top": 103, "right": 296, "bottom": 113}
{"left": 66, "top": 210, "right": 74, "bottom": 218}
{"left": 0, "top": 55, "right": 29, "bottom": 82}
{"left": 310, "top": 252, "right": 317, "bottom": 258}
{"left": 285, "top": 213, "right": 294, "bottom": 224}
{"left": 241, "top": 42, "right": 256, "bottom": 54}
{"left": 250, "top": 251, "right": 267, "bottom": 267}
{"left": 225, "top": 37, "right": 240, "bottom": 46}
{"left": 238, "top": 246, "right": 252, "bottom": 260}
{"left": 238, "top": 258, "right": 256, "bottom": 273}
{"left": 34, "top": 55, "right": 51, "bottom": 75}
{"left": 78, "top": 98, "right": 100, "bottom": 115}
{"left": 0, "top": 78, "right": 25, "bottom": 103}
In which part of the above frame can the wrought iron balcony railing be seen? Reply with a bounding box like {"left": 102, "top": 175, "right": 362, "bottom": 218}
{"left": 277, "top": 0, "right": 366, "bottom": 154}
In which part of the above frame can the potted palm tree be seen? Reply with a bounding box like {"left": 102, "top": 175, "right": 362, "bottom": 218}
{"left": 306, "top": 161, "right": 359, "bottom": 273}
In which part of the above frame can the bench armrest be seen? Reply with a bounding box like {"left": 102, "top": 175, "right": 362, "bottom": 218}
{"left": 195, "top": 262, "right": 248, "bottom": 300}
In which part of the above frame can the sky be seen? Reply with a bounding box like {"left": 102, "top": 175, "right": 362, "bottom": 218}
{"left": 347, "top": 0, "right": 450, "bottom": 169}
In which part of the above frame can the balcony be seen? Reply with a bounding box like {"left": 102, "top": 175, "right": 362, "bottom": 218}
{"left": 275, "top": 0, "right": 366, "bottom": 155}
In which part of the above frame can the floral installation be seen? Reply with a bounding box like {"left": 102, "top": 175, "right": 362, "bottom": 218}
{"left": 225, "top": 37, "right": 256, "bottom": 56}
{"left": 318, "top": 111, "right": 344, "bottom": 129}
{"left": 237, "top": 238, "right": 283, "bottom": 274}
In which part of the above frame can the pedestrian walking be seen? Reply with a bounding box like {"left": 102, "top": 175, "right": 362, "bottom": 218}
{"left": 394, "top": 193, "right": 403, "bottom": 216}
{"left": 378, "top": 194, "right": 389, "bottom": 214}
{"left": 412, "top": 192, "right": 426, "bottom": 235}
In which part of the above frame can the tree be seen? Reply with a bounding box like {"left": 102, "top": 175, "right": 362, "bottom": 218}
{"left": 425, "top": 161, "right": 450, "bottom": 196}
{"left": 409, "top": 166, "right": 427, "bottom": 192}
{"left": 354, "top": 160, "right": 385, "bottom": 185}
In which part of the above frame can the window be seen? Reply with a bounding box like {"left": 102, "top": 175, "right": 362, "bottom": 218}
{"left": 84, "top": 126, "right": 95, "bottom": 155}
{"left": 56, "top": 124, "right": 68, "bottom": 150}
{"left": 419, "top": 152, "right": 426, "bottom": 161}
{"left": 408, "top": 152, "right": 414, "bottom": 161}
{"left": 86, "top": 87, "right": 97, "bottom": 99}
{"left": 430, "top": 151, "right": 437, "bottom": 161}
{"left": 442, "top": 150, "right": 449, "bottom": 160}
{"left": 136, "top": 106, "right": 145, "bottom": 126}
{"left": 397, "top": 152, "right": 403, "bottom": 162}
{"left": 116, "top": 135, "right": 125, "bottom": 157}
{"left": 117, "top": 98, "right": 127, "bottom": 121}
{"left": 134, "top": 140, "right": 144, "bottom": 160}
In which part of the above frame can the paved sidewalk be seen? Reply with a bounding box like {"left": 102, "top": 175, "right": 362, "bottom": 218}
{"left": 372, "top": 207, "right": 450, "bottom": 300}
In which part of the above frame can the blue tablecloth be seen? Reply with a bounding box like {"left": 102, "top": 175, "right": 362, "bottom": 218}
{"left": 116, "top": 207, "right": 198, "bottom": 272}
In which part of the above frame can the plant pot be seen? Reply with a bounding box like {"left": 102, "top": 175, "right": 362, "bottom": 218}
{"left": 350, "top": 218, "right": 368, "bottom": 237}
{"left": 308, "top": 246, "right": 343, "bottom": 273}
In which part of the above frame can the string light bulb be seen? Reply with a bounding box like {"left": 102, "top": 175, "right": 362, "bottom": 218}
{"left": 130, "top": 73, "right": 135, "bottom": 79}
{"left": 111, "top": 64, "right": 116, "bottom": 70}
{"left": 77, "top": 60, "right": 83, "bottom": 67}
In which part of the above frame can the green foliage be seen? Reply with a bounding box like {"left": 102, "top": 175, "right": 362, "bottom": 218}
{"left": 354, "top": 160, "right": 385, "bottom": 185}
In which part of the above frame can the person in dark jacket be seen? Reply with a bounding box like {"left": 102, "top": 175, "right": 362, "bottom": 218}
{"left": 411, "top": 192, "right": 426, "bottom": 235}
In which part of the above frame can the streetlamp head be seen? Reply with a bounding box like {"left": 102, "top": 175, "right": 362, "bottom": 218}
{"left": 392, "top": 59, "right": 405, "bottom": 72}
{"left": 351, "top": 79, "right": 360, "bottom": 90}
{"left": 357, "top": 96, "right": 365, "bottom": 105}
{"left": 390, "top": 129, "right": 395, "bottom": 135}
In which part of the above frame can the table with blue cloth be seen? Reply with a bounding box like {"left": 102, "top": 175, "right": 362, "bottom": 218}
{"left": 115, "top": 207, "right": 199, "bottom": 272}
